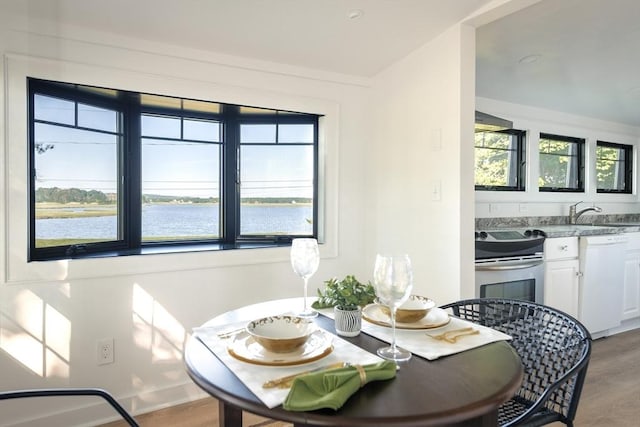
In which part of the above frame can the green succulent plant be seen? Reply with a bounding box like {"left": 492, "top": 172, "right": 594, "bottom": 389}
{"left": 311, "top": 275, "right": 376, "bottom": 310}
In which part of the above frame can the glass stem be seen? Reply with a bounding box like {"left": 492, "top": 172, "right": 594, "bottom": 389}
{"left": 390, "top": 306, "right": 398, "bottom": 352}
{"left": 303, "top": 277, "right": 309, "bottom": 312}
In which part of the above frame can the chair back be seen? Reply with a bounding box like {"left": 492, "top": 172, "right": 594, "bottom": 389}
{"left": 0, "top": 388, "right": 139, "bottom": 426}
{"left": 440, "top": 298, "right": 591, "bottom": 426}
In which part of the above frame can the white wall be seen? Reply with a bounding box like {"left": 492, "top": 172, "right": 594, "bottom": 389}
{"left": 368, "top": 24, "right": 477, "bottom": 312}
{"left": 475, "top": 97, "right": 640, "bottom": 219}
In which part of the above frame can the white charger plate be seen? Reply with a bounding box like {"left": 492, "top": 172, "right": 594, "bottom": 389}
{"left": 362, "top": 304, "right": 450, "bottom": 329}
{"left": 227, "top": 329, "right": 333, "bottom": 366}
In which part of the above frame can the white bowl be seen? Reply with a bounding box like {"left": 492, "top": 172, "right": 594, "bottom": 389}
{"left": 246, "top": 315, "right": 316, "bottom": 353}
{"left": 379, "top": 295, "right": 436, "bottom": 323}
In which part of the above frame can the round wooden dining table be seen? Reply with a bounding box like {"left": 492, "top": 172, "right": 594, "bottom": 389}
{"left": 184, "top": 298, "right": 523, "bottom": 427}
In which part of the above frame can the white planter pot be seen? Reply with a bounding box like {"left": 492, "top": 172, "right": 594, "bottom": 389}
{"left": 334, "top": 306, "right": 362, "bottom": 337}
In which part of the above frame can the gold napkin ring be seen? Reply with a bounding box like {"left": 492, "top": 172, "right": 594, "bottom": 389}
{"left": 355, "top": 364, "right": 366, "bottom": 387}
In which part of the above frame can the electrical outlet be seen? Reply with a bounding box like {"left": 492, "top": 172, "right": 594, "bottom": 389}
{"left": 97, "top": 338, "right": 114, "bottom": 365}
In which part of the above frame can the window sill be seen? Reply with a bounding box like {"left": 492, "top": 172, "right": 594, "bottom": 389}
{"left": 10, "top": 239, "right": 335, "bottom": 285}
{"left": 56, "top": 240, "right": 295, "bottom": 260}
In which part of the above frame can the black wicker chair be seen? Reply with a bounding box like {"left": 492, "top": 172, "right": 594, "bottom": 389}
{"left": 0, "top": 388, "right": 139, "bottom": 426}
{"left": 440, "top": 298, "right": 591, "bottom": 427}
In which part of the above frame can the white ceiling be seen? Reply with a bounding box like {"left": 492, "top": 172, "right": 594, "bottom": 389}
{"left": 476, "top": 0, "right": 640, "bottom": 128}
{"left": 2, "top": 0, "right": 489, "bottom": 77}
{"left": 6, "top": 0, "right": 637, "bottom": 128}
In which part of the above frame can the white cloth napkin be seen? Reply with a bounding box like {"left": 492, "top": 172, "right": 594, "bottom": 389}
{"left": 319, "top": 308, "right": 512, "bottom": 361}
{"left": 192, "top": 324, "right": 383, "bottom": 409}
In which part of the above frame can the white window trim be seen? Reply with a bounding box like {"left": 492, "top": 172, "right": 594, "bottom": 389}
{"left": 3, "top": 54, "right": 339, "bottom": 284}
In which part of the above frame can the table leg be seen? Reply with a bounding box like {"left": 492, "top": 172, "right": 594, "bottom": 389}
{"left": 479, "top": 409, "right": 498, "bottom": 426}
{"left": 456, "top": 410, "right": 498, "bottom": 426}
{"left": 218, "top": 400, "right": 243, "bottom": 427}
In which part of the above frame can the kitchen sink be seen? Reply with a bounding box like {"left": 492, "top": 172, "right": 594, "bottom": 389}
{"left": 541, "top": 224, "right": 613, "bottom": 231}
{"left": 540, "top": 224, "right": 621, "bottom": 236}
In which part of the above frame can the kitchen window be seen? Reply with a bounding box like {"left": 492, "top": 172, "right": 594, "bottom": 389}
{"left": 28, "top": 78, "right": 319, "bottom": 261}
{"left": 596, "top": 141, "right": 632, "bottom": 193}
{"left": 474, "top": 129, "right": 526, "bottom": 191}
{"left": 538, "top": 133, "right": 584, "bottom": 192}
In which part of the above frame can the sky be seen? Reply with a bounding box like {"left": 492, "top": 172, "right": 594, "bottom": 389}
{"left": 34, "top": 95, "right": 314, "bottom": 199}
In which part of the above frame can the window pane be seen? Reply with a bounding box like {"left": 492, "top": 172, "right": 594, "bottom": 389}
{"left": 183, "top": 118, "right": 220, "bottom": 142}
{"left": 597, "top": 143, "right": 630, "bottom": 192}
{"left": 34, "top": 94, "right": 75, "bottom": 125}
{"left": 474, "top": 131, "right": 522, "bottom": 188}
{"left": 142, "top": 138, "right": 220, "bottom": 241}
{"left": 78, "top": 85, "right": 119, "bottom": 98}
{"left": 241, "top": 124, "right": 276, "bottom": 143}
{"left": 183, "top": 99, "right": 220, "bottom": 114}
{"left": 239, "top": 106, "right": 275, "bottom": 114}
{"left": 78, "top": 103, "right": 118, "bottom": 132}
{"left": 539, "top": 134, "right": 583, "bottom": 191}
{"left": 141, "top": 115, "right": 181, "bottom": 139}
{"left": 279, "top": 124, "right": 314, "bottom": 143}
{"left": 240, "top": 145, "right": 313, "bottom": 235}
{"left": 34, "top": 123, "right": 119, "bottom": 248}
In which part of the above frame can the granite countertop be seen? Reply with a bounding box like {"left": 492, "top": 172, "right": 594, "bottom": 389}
{"left": 540, "top": 224, "right": 640, "bottom": 238}
{"left": 475, "top": 215, "right": 640, "bottom": 238}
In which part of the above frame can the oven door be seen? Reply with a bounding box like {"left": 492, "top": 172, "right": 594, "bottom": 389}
{"left": 475, "top": 256, "right": 544, "bottom": 303}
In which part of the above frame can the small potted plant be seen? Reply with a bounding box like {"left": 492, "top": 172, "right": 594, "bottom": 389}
{"left": 312, "top": 275, "right": 376, "bottom": 337}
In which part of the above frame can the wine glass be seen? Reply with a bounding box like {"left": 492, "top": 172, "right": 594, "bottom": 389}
{"left": 373, "top": 254, "right": 414, "bottom": 362}
{"left": 290, "top": 238, "right": 320, "bottom": 318}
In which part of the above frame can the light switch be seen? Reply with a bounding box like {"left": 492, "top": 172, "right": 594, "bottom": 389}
{"left": 431, "top": 180, "right": 441, "bottom": 201}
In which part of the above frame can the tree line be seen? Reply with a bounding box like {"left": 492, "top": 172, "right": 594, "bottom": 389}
{"left": 36, "top": 187, "right": 311, "bottom": 204}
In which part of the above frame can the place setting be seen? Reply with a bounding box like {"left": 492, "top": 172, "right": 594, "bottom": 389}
{"left": 191, "top": 239, "right": 392, "bottom": 410}
{"left": 362, "top": 295, "right": 450, "bottom": 329}
{"left": 193, "top": 312, "right": 391, "bottom": 409}
{"left": 357, "top": 253, "right": 513, "bottom": 361}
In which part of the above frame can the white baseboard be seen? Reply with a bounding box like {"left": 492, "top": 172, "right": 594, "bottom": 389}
{"left": 3, "top": 381, "right": 209, "bottom": 427}
{"left": 591, "top": 317, "right": 640, "bottom": 340}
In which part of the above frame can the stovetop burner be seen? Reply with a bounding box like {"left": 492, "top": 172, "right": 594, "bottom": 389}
{"left": 475, "top": 228, "right": 546, "bottom": 242}
{"left": 475, "top": 228, "right": 546, "bottom": 260}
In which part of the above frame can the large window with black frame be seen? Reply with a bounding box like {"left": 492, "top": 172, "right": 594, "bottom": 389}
{"left": 28, "top": 78, "right": 319, "bottom": 261}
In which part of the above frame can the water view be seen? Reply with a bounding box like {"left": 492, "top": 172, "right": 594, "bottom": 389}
{"left": 36, "top": 203, "right": 313, "bottom": 241}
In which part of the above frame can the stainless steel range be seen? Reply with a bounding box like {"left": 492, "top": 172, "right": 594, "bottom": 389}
{"left": 475, "top": 228, "right": 546, "bottom": 303}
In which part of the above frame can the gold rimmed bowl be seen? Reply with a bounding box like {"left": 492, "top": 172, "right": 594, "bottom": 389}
{"left": 378, "top": 295, "right": 436, "bottom": 323}
{"left": 246, "top": 315, "right": 316, "bottom": 353}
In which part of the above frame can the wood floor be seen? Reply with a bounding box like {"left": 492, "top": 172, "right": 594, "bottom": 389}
{"left": 102, "top": 328, "right": 640, "bottom": 427}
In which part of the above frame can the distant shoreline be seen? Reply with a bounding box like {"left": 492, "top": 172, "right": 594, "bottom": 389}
{"left": 36, "top": 201, "right": 311, "bottom": 219}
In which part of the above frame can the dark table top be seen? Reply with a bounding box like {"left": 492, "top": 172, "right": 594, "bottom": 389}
{"left": 184, "top": 298, "right": 523, "bottom": 427}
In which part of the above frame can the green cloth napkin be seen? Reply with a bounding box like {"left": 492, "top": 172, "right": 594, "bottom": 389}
{"left": 282, "top": 360, "right": 397, "bottom": 411}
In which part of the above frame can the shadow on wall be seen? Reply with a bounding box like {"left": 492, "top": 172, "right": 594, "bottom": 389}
{"left": 1, "top": 286, "right": 71, "bottom": 378}
{"left": 0, "top": 283, "right": 189, "bottom": 388}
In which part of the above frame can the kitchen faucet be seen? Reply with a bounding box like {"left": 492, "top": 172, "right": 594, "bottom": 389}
{"left": 569, "top": 201, "right": 602, "bottom": 224}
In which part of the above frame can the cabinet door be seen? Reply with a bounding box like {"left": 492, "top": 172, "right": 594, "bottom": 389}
{"left": 544, "top": 259, "right": 579, "bottom": 318}
{"left": 623, "top": 251, "right": 640, "bottom": 320}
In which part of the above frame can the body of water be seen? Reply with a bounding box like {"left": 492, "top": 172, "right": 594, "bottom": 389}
{"left": 36, "top": 204, "right": 313, "bottom": 239}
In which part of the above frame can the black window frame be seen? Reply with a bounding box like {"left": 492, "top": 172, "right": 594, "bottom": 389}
{"left": 474, "top": 128, "right": 527, "bottom": 191}
{"left": 28, "top": 78, "right": 320, "bottom": 261}
{"left": 538, "top": 132, "right": 585, "bottom": 193}
{"left": 596, "top": 140, "right": 633, "bottom": 194}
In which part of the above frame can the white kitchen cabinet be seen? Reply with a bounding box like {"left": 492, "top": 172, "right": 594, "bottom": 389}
{"left": 623, "top": 233, "right": 640, "bottom": 320}
{"left": 544, "top": 237, "right": 580, "bottom": 318}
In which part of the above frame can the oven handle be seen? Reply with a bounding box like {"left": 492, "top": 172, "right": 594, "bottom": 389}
{"left": 475, "top": 259, "right": 544, "bottom": 271}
